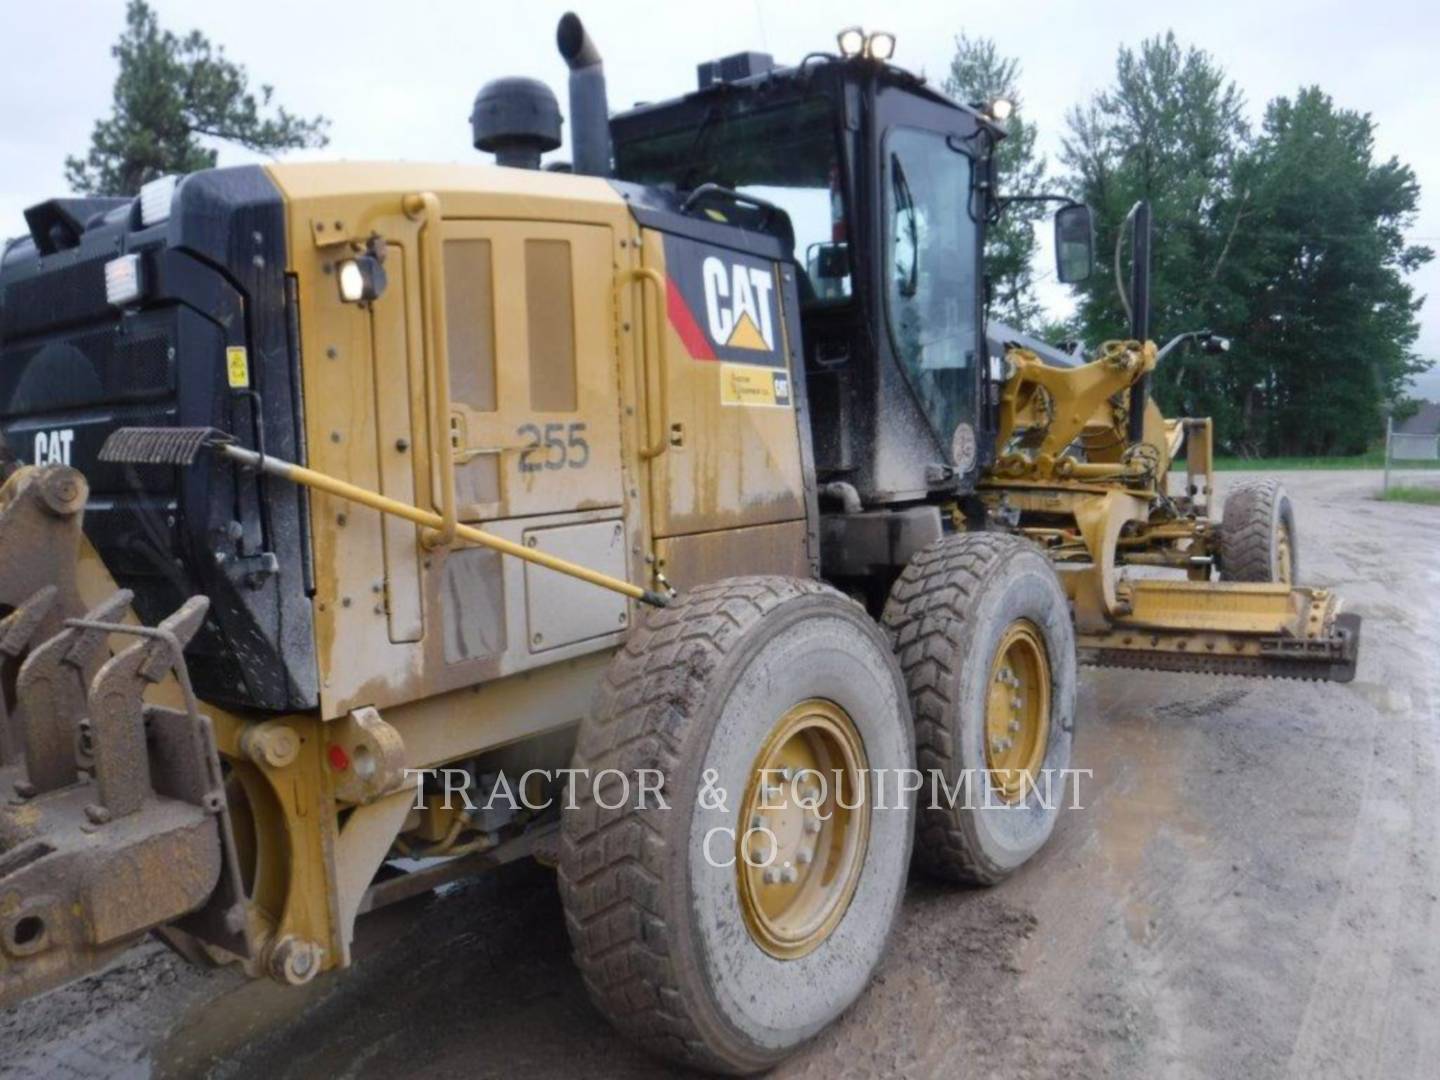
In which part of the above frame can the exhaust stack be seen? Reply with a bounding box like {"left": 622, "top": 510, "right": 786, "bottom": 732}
{"left": 556, "top": 12, "right": 612, "bottom": 177}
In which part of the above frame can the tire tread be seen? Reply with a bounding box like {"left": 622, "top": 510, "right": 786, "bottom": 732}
{"left": 881, "top": 533, "right": 1042, "bottom": 884}
{"left": 559, "top": 575, "right": 840, "bottom": 1075}
{"left": 1221, "top": 479, "right": 1294, "bottom": 582}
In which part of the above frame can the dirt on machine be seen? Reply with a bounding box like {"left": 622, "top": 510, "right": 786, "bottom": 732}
{"left": 0, "top": 11, "right": 1358, "bottom": 1075}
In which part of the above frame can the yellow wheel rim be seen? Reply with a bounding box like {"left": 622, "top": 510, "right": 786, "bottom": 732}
{"left": 736, "top": 699, "right": 869, "bottom": 960}
{"left": 984, "top": 620, "right": 1051, "bottom": 803}
{"left": 1276, "top": 522, "right": 1294, "bottom": 584}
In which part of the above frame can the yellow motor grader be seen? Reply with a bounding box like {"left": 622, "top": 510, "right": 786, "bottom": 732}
{"left": 0, "top": 13, "right": 1356, "bottom": 1074}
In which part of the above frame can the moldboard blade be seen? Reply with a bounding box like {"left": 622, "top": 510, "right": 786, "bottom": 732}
{"left": 1080, "top": 612, "right": 1361, "bottom": 684}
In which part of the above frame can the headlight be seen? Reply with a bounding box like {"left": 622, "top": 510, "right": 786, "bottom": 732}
{"left": 865, "top": 31, "right": 896, "bottom": 61}
{"left": 139, "top": 175, "right": 179, "bottom": 227}
{"left": 104, "top": 254, "right": 145, "bottom": 307}
{"left": 338, "top": 260, "right": 367, "bottom": 303}
{"left": 836, "top": 26, "right": 865, "bottom": 57}
{"left": 336, "top": 255, "right": 388, "bottom": 304}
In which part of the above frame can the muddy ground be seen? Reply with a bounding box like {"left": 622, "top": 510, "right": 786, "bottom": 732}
{"left": 3, "top": 470, "right": 1438, "bottom": 1080}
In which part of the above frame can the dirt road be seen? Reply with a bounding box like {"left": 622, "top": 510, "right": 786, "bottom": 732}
{"left": 4, "top": 470, "right": 1437, "bottom": 1080}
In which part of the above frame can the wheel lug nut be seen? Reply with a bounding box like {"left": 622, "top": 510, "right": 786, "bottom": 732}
{"left": 1008, "top": 719, "right": 1021, "bottom": 733}
{"left": 781, "top": 866, "right": 798, "bottom": 884}
{"left": 750, "top": 814, "right": 765, "bottom": 829}
{"left": 804, "top": 817, "right": 821, "bottom": 834}
{"left": 763, "top": 867, "right": 781, "bottom": 885}
{"left": 796, "top": 848, "right": 813, "bottom": 866}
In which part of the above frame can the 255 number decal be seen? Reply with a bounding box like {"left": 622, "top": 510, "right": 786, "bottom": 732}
{"left": 517, "top": 422, "right": 590, "bottom": 473}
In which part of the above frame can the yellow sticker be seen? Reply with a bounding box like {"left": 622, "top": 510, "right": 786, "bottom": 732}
{"left": 226, "top": 346, "right": 250, "bottom": 389}
{"left": 719, "top": 362, "right": 792, "bottom": 408}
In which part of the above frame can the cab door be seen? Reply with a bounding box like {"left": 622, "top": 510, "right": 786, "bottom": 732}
{"left": 440, "top": 221, "right": 623, "bottom": 522}
{"left": 642, "top": 229, "right": 806, "bottom": 539}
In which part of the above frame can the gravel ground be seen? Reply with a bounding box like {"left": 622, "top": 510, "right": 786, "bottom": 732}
{"left": 3, "top": 469, "right": 1437, "bottom": 1080}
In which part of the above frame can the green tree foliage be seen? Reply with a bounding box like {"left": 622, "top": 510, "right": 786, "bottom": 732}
{"left": 66, "top": 0, "right": 329, "bottom": 196}
{"left": 1237, "top": 88, "right": 1431, "bottom": 454}
{"left": 1062, "top": 33, "right": 1432, "bottom": 455}
{"left": 945, "top": 36, "right": 1046, "bottom": 330}
{"left": 1061, "top": 33, "right": 1251, "bottom": 437}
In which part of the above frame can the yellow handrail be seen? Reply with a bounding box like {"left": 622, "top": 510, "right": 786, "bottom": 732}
{"left": 631, "top": 267, "right": 671, "bottom": 460}
{"left": 216, "top": 443, "right": 670, "bottom": 607}
{"left": 403, "top": 192, "right": 457, "bottom": 550}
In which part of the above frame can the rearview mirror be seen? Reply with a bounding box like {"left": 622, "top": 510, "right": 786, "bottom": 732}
{"left": 809, "top": 242, "right": 849, "bottom": 281}
{"left": 1054, "top": 204, "right": 1095, "bottom": 284}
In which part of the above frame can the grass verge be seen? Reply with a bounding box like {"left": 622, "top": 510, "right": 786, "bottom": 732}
{"left": 1381, "top": 485, "right": 1440, "bottom": 506}
{"left": 1174, "top": 451, "right": 1439, "bottom": 471}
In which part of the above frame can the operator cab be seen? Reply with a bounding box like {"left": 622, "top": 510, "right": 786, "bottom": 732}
{"left": 612, "top": 45, "right": 1002, "bottom": 506}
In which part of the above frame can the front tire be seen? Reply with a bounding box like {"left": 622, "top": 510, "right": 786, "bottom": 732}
{"left": 883, "top": 533, "right": 1077, "bottom": 885}
{"left": 559, "top": 577, "right": 915, "bottom": 1075}
{"left": 1220, "top": 479, "right": 1297, "bottom": 583}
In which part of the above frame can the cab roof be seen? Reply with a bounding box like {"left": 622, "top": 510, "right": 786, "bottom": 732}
{"left": 612, "top": 55, "right": 1004, "bottom": 138}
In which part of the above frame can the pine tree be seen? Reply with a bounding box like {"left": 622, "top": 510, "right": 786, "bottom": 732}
{"left": 66, "top": 1, "right": 329, "bottom": 196}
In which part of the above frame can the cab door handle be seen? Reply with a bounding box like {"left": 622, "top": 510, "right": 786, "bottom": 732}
{"left": 630, "top": 267, "right": 670, "bottom": 460}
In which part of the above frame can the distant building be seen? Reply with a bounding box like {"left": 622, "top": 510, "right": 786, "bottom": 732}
{"left": 1397, "top": 401, "right": 1440, "bottom": 436}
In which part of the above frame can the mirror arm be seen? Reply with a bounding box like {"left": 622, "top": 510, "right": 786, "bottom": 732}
{"left": 1156, "top": 330, "right": 1206, "bottom": 363}
{"left": 998, "top": 193, "right": 1081, "bottom": 213}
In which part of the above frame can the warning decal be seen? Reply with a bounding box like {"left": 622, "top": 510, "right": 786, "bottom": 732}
{"left": 226, "top": 346, "right": 251, "bottom": 389}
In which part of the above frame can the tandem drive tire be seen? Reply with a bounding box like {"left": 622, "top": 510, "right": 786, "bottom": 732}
{"left": 1220, "top": 478, "right": 1297, "bottom": 583}
{"left": 882, "top": 533, "right": 1077, "bottom": 885}
{"left": 559, "top": 576, "right": 915, "bottom": 1075}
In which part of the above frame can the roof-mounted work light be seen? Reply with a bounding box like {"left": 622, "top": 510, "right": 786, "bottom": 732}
{"left": 837, "top": 26, "right": 865, "bottom": 57}
{"left": 865, "top": 31, "right": 896, "bottom": 61}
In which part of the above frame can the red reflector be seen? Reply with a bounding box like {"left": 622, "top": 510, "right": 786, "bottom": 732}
{"left": 327, "top": 744, "right": 350, "bottom": 771}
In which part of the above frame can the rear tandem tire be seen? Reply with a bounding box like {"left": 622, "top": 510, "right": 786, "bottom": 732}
{"left": 883, "top": 533, "right": 1077, "bottom": 885}
{"left": 559, "top": 576, "right": 915, "bottom": 1075}
{"left": 1220, "top": 478, "right": 1297, "bottom": 583}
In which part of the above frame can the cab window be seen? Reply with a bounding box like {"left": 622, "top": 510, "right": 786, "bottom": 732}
{"left": 883, "top": 127, "right": 978, "bottom": 450}
{"left": 614, "top": 96, "right": 851, "bottom": 302}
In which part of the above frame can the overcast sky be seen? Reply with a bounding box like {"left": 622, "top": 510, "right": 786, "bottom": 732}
{"left": 2, "top": 0, "right": 1435, "bottom": 395}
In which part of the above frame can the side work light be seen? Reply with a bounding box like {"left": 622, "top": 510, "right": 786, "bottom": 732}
{"left": 139, "top": 175, "right": 179, "bottom": 227}
{"left": 104, "top": 254, "right": 145, "bottom": 307}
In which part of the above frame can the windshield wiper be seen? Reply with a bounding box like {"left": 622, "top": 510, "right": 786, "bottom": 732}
{"left": 679, "top": 105, "right": 724, "bottom": 190}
